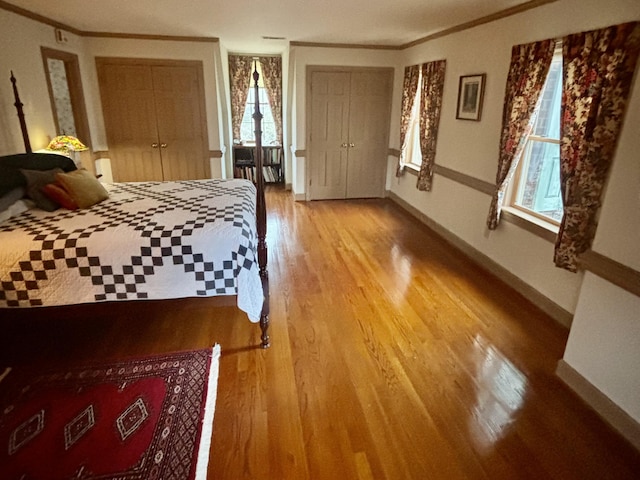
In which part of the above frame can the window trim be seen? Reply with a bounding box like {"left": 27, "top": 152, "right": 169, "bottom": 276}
{"left": 506, "top": 48, "right": 563, "bottom": 233}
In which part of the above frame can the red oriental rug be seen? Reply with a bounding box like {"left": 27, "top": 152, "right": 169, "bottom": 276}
{"left": 0, "top": 346, "right": 220, "bottom": 480}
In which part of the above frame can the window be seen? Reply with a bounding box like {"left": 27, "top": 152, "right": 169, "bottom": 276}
{"left": 240, "top": 62, "right": 277, "bottom": 145}
{"left": 404, "top": 70, "right": 423, "bottom": 168}
{"left": 509, "top": 50, "right": 563, "bottom": 224}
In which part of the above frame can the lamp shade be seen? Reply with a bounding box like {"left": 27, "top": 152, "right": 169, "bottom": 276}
{"left": 46, "top": 135, "right": 88, "bottom": 153}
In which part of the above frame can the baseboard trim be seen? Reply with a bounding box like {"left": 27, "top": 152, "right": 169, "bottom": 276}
{"left": 387, "top": 190, "right": 573, "bottom": 328}
{"left": 556, "top": 359, "right": 640, "bottom": 451}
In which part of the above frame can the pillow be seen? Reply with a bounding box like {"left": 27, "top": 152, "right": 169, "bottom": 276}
{"left": 0, "top": 153, "right": 76, "bottom": 197}
{"left": 55, "top": 169, "right": 109, "bottom": 209}
{"left": 0, "top": 187, "right": 25, "bottom": 212}
{"left": 20, "top": 168, "right": 63, "bottom": 211}
{"left": 41, "top": 183, "right": 78, "bottom": 210}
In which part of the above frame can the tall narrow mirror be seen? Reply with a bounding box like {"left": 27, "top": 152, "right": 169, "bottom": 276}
{"left": 41, "top": 47, "right": 92, "bottom": 149}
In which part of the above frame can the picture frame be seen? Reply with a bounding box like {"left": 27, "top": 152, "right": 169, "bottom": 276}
{"left": 456, "top": 74, "right": 486, "bottom": 121}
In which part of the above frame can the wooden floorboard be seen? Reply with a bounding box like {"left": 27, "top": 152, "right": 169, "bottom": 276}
{"left": 1, "top": 185, "right": 639, "bottom": 479}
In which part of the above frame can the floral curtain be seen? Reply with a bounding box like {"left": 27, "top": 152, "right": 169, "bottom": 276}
{"left": 228, "top": 55, "right": 253, "bottom": 142}
{"left": 396, "top": 64, "right": 421, "bottom": 176}
{"left": 554, "top": 22, "right": 640, "bottom": 271}
{"left": 486, "top": 40, "right": 555, "bottom": 229}
{"left": 416, "top": 60, "right": 447, "bottom": 191}
{"left": 258, "top": 56, "right": 283, "bottom": 145}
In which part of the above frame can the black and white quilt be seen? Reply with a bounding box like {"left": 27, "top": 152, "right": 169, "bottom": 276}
{"left": 0, "top": 179, "right": 264, "bottom": 322}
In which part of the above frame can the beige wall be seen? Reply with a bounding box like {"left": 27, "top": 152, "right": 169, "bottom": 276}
{"left": 0, "top": 9, "right": 79, "bottom": 153}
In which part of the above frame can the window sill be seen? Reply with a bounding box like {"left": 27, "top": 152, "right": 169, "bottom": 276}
{"left": 501, "top": 207, "right": 558, "bottom": 243}
{"left": 403, "top": 163, "right": 420, "bottom": 176}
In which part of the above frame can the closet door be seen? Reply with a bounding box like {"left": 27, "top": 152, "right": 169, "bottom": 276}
{"left": 308, "top": 71, "right": 351, "bottom": 200}
{"left": 97, "top": 59, "right": 210, "bottom": 182}
{"left": 346, "top": 71, "right": 393, "bottom": 198}
{"left": 308, "top": 67, "right": 393, "bottom": 200}
{"left": 152, "top": 64, "right": 209, "bottom": 180}
{"left": 97, "top": 63, "right": 164, "bottom": 182}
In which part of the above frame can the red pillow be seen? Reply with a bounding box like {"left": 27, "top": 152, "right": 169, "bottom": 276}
{"left": 41, "top": 183, "right": 79, "bottom": 210}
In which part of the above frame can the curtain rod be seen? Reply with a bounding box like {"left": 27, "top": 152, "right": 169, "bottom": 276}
{"left": 229, "top": 52, "right": 282, "bottom": 58}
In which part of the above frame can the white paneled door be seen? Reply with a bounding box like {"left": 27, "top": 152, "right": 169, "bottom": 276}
{"left": 308, "top": 68, "right": 393, "bottom": 200}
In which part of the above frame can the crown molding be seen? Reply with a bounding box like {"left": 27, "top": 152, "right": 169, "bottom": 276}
{"left": 401, "top": 0, "right": 559, "bottom": 49}
{"left": 1, "top": 0, "right": 556, "bottom": 51}
{"left": 290, "top": 40, "right": 400, "bottom": 51}
{"left": 0, "top": 1, "right": 218, "bottom": 42}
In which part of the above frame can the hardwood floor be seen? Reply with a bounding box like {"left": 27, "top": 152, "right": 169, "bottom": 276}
{"left": 1, "top": 185, "right": 639, "bottom": 479}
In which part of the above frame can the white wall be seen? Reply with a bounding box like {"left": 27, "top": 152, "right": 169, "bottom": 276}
{"left": 390, "top": 0, "right": 640, "bottom": 427}
{"left": 564, "top": 274, "right": 640, "bottom": 422}
{"left": 0, "top": 9, "right": 82, "bottom": 153}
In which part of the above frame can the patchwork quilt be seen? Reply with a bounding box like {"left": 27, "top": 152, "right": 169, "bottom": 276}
{"left": 0, "top": 179, "right": 263, "bottom": 322}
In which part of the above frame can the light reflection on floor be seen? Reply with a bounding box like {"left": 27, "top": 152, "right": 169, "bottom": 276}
{"left": 390, "top": 244, "right": 413, "bottom": 304}
{"left": 467, "top": 334, "right": 528, "bottom": 453}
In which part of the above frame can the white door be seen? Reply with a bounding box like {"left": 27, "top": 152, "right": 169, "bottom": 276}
{"left": 308, "top": 68, "right": 393, "bottom": 200}
{"left": 309, "top": 71, "right": 350, "bottom": 200}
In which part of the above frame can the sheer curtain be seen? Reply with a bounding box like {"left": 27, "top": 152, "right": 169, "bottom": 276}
{"left": 486, "top": 40, "right": 555, "bottom": 229}
{"left": 258, "top": 56, "right": 282, "bottom": 145}
{"left": 396, "top": 65, "right": 420, "bottom": 176}
{"left": 228, "top": 55, "right": 253, "bottom": 143}
{"left": 416, "top": 60, "right": 446, "bottom": 191}
{"left": 555, "top": 22, "right": 640, "bottom": 271}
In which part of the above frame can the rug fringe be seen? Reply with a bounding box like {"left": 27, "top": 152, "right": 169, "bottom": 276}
{"left": 194, "top": 344, "right": 221, "bottom": 480}
{"left": 0, "top": 367, "right": 11, "bottom": 384}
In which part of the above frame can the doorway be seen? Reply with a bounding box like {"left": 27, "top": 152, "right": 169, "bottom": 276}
{"left": 41, "top": 47, "right": 92, "bottom": 149}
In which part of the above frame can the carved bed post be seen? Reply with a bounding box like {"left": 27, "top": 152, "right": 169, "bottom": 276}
{"left": 252, "top": 61, "right": 270, "bottom": 348}
{"left": 10, "top": 71, "right": 32, "bottom": 153}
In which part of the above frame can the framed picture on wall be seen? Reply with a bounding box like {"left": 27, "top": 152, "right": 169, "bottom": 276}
{"left": 456, "top": 74, "right": 486, "bottom": 121}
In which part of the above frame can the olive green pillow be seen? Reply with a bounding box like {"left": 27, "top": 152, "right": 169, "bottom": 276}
{"left": 55, "top": 169, "right": 109, "bottom": 209}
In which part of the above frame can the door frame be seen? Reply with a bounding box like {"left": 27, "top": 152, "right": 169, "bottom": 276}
{"left": 41, "top": 47, "right": 92, "bottom": 149}
{"left": 305, "top": 65, "right": 394, "bottom": 201}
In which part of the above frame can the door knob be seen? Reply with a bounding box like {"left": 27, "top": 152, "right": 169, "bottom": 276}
{"left": 341, "top": 143, "right": 348, "bottom": 148}
{"left": 349, "top": 143, "right": 355, "bottom": 148}
{"left": 151, "top": 143, "right": 159, "bottom": 148}
{"left": 160, "top": 143, "right": 168, "bottom": 148}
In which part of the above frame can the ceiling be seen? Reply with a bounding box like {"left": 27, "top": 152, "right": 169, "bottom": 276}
{"left": 6, "top": 0, "right": 538, "bottom": 53}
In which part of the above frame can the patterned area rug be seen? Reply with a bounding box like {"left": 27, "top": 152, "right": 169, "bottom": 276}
{"left": 0, "top": 346, "right": 220, "bottom": 479}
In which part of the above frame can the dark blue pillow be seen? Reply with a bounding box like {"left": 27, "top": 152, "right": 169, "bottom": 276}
{"left": 0, "top": 153, "right": 77, "bottom": 197}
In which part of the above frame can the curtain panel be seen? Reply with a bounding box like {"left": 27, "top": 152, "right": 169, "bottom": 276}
{"left": 555, "top": 22, "right": 640, "bottom": 271}
{"left": 228, "top": 55, "right": 253, "bottom": 142}
{"left": 416, "top": 60, "right": 447, "bottom": 191}
{"left": 486, "top": 40, "right": 555, "bottom": 229}
{"left": 396, "top": 65, "right": 420, "bottom": 176}
{"left": 258, "top": 56, "right": 283, "bottom": 145}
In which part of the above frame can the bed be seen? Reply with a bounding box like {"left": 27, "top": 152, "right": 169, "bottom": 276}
{"left": 1, "top": 70, "right": 271, "bottom": 348}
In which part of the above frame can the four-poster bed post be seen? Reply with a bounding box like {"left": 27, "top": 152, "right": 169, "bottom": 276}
{"left": 252, "top": 61, "right": 270, "bottom": 348}
{"left": 10, "top": 71, "right": 32, "bottom": 153}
